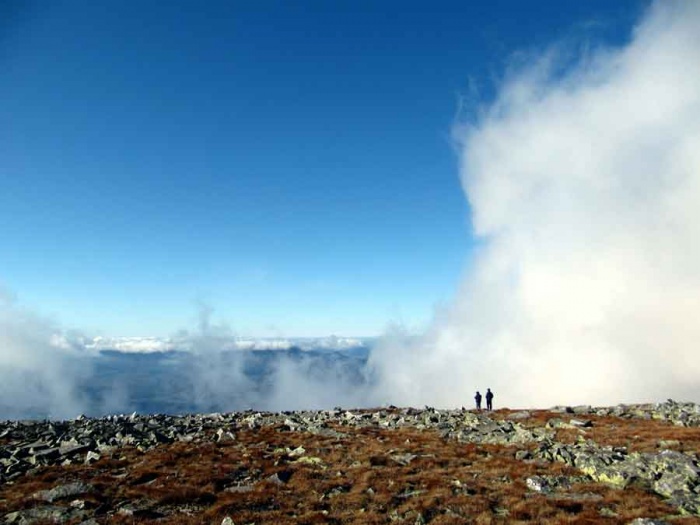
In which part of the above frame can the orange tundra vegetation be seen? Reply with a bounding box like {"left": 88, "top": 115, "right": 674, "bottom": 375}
{"left": 1, "top": 408, "right": 699, "bottom": 524}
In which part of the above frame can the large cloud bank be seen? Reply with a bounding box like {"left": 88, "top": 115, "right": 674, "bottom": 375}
{"left": 368, "top": 1, "right": 700, "bottom": 408}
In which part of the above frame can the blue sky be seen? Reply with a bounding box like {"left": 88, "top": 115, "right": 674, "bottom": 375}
{"left": 1, "top": 0, "right": 646, "bottom": 337}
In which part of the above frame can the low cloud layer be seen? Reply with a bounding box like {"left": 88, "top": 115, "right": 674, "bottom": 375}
{"left": 0, "top": 293, "right": 90, "bottom": 419}
{"left": 368, "top": 0, "right": 700, "bottom": 408}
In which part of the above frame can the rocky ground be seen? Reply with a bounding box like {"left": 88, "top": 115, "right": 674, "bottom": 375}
{"left": 1, "top": 400, "right": 700, "bottom": 524}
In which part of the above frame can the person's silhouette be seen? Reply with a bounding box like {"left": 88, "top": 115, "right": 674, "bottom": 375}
{"left": 474, "top": 391, "right": 482, "bottom": 410}
{"left": 485, "top": 388, "right": 494, "bottom": 411}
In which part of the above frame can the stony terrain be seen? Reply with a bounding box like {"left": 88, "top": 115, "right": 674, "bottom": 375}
{"left": 1, "top": 400, "right": 700, "bottom": 524}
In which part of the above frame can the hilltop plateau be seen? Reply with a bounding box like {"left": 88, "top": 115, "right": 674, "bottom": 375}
{"left": 2, "top": 400, "right": 700, "bottom": 524}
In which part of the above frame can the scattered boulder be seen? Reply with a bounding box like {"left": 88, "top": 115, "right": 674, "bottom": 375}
{"left": 84, "top": 451, "right": 101, "bottom": 465}
{"left": 390, "top": 453, "right": 417, "bottom": 466}
{"left": 5, "top": 505, "right": 79, "bottom": 524}
{"left": 506, "top": 411, "right": 531, "bottom": 420}
{"left": 525, "top": 475, "right": 587, "bottom": 494}
{"left": 569, "top": 419, "right": 593, "bottom": 428}
{"left": 534, "top": 435, "right": 700, "bottom": 514}
{"left": 34, "top": 482, "right": 94, "bottom": 503}
{"left": 2, "top": 400, "right": 700, "bottom": 519}
{"left": 266, "top": 470, "right": 293, "bottom": 485}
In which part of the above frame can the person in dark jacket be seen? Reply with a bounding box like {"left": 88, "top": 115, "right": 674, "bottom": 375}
{"left": 474, "top": 391, "right": 482, "bottom": 410}
{"left": 485, "top": 388, "right": 494, "bottom": 411}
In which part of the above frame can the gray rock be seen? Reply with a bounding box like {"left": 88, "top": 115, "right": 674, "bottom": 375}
{"left": 534, "top": 432, "right": 700, "bottom": 514}
{"left": 5, "top": 505, "right": 74, "bottom": 524}
{"left": 506, "top": 411, "right": 531, "bottom": 420}
{"left": 84, "top": 451, "right": 101, "bottom": 465}
{"left": 3, "top": 399, "right": 700, "bottom": 519}
{"left": 525, "top": 475, "right": 585, "bottom": 494}
{"left": 515, "top": 450, "right": 532, "bottom": 461}
{"left": 546, "top": 418, "right": 571, "bottom": 429}
{"left": 28, "top": 447, "right": 60, "bottom": 464}
{"left": 266, "top": 470, "right": 293, "bottom": 485}
{"left": 569, "top": 418, "right": 593, "bottom": 428}
{"left": 216, "top": 428, "right": 236, "bottom": 442}
{"left": 526, "top": 475, "right": 551, "bottom": 493}
{"left": 34, "top": 481, "right": 94, "bottom": 502}
{"left": 225, "top": 484, "right": 254, "bottom": 493}
{"left": 59, "top": 440, "right": 91, "bottom": 457}
{"left": 390, "top": 453, "right": 417, "bottom": 466}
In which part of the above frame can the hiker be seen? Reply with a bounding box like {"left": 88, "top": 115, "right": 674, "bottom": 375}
{"left": 474, "top": 391, "right": 482, "bottom": 410}
{"left": 485, "top": 388, "right": 494, "bottom": 411}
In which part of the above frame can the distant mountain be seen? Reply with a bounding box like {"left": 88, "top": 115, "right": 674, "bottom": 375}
{"left": 85, "top": 335, "right": 373, "bottom": 354}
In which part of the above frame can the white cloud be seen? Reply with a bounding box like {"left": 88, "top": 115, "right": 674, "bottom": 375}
{"left": 0, "top": 293, "right": 91, "bottom": 418}
{"left": 368, "top": 0, "right": 700, "bottom": 408}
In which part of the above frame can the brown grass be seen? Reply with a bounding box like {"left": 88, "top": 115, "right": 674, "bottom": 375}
{"left": 492, "top": 408, "right": 700, "bottom": 454}
{"left": 1, "top": 418, "right": 695, "bottom": 524}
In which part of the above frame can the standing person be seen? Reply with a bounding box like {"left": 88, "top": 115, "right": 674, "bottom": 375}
{"left": 474, "top": 391, "right": 482, "bottom": 410}
{"left": 485, "top": 388, "right": 494, "bottom": 411}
